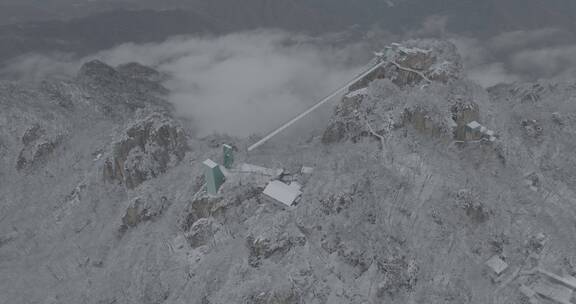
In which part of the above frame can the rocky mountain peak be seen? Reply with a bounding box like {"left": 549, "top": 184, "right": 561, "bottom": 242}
{"left": 103, "top": 113, "right": 190, "bottom": 189}
{"left": 77, "top": 59, "right": 123, "bottom": 86}
{"left": 324, "top": 39, "right": 471, "bottom": 144}
{"left": 117, "top": 62, "right": 166, "bottom": 83}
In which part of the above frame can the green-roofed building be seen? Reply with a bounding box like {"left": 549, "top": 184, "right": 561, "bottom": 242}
{"left": 223, "top": 144, "right": 234, "bottom": 169}
{"left": 203, "top": 159, "right": 225, "bottom": 196}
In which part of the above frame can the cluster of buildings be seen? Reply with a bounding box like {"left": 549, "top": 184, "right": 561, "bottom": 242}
{"left": 202, "top": 144, "right": 313, "bottom": 207}
{"left": 485, "top": 234, "right": 576, "bottom": 304}
{"left": 465, "top": 121, "right": 497, "bottom": 142}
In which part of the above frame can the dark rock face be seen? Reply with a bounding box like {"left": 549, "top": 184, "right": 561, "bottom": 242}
{"left": 16, "top": 125, "right": 62, "bottom": 171}
{"left": 117, "top": 62, "right": 165, "bottom": 83}
{"left": 451, "top": 101, "right": 480, "bottom": 141}
{"left": 323, "top": 40, "right": 464, "bottom": 144}
{"left": 79, "top": 60, "right": 167, "bottom": 92}
{"left": 244, "top": 289, "right": 301, "bottom": 304}
{"left": 40, "top": 81, "right": 76, "bottom": 109}
{"left": 338, "top": 245, "right": 371, "bottom": 276}
{"left": 246, "top": 232, "right": 306, "bottom": 267}
{"left": 321, "top": 93, "right": 367, "bottom": 144}
{"left": 375, "top": 256, "right": 419, "bottom": 298}
{"left": 180, "top": 197, "right": 217, "bottom": 232}
{"left": 185, "top": 218, "right": 217, "bottom": 248}
{"left": 120, "top": 196, "right": 170, "bottom": 232}
{"left": 321, "top": 121, "right": 347, "bottom": 144}
{"left": 77, "top": 60, "right": 170, "bottom": 117}
{"left": 0, "top": 139, "right": 6, "bottom": 160}
{"left": 103, "top": 114, "right": 189, "bottom": 189}
{"left": 117, "top": 62, "right": 169, "bottom": 95}
{"left": 455, "top": 189, "right": 491, "bottom": 224}
{"left": 350, "top": 40, "right": 462, "bottom": 91}
{"left": 21, "top": 124, "right": 44, "bottom": 145}
{"left": 401, "top": 107, "right": 445, "bottom": 137}
{"left": 78, "top": 60, "right": 126, "bottom": 89}
{"left": 320, "top": 193, "right": 353, "bottom": 215}
{"left": 179, "top": 196, "right": 227, "bottom": 248}
{"left": 17, "top": 141, "right": 57, "bottom": 171}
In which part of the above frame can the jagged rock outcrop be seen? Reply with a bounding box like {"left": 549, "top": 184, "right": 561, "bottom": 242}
{"left": 40, "top": 81, "right": 78, "bottom": 109}
{"left": 117, "top": 62, "right": 166, "bottom": 83}
{"left": 246, "top": 227, "right": 307, "bottom": 267}
{"left": 16, "top": 124, "right": 65, "bottom": 171}
{"left": 120, "top": 196, "right": 171, "bottom": 231}
{"left": 77, "top": 60, "right": 171, "bottom": 117}
{"left": 78, "top": 60, "right": 127, "bottom": 89}
{"left": 117, "top": 62, "right": 169, "bottom": 95}
{"left": 103, "top": 113, "right": 190, "bottom": 189}
{"left": 350, "top": 39, "right": 462, "bottom": 91}
{"left": 185, "top": 218, "right": 219, "bottom": 248}
{"left": 323, "top": 40, "right": 482, "bottom": 145}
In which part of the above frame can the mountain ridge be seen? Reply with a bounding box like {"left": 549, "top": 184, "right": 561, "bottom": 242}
{"left": 1, "top": 0, "right": 576, "bottom": 66}
{"left": 1, "top": 39, "right": 575, "bottom": 303}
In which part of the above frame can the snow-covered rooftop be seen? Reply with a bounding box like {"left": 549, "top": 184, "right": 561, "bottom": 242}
{"left": 485, "top": 256, "right": 508, "bottom": 275}
{"left": 203, "top": 159, "right": 219, "bottom": 169}
{"left": 263, "top": 181, "right": 302, "bottom": 207}
{"left": 301, "top": 166, "right": 314, "bottom": 174}
{"left": 398, "top": 46, "right": 431, "bottom": 55}
{"left": 467, "top": 121, "right": 482, "bottom": 130}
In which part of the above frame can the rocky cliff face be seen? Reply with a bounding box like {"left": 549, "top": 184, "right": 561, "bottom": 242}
{"left": 77, "top": 60, "right": 172, "bottom": 116}
{"left": 323, "top": 39, "right": 473, "bottom": 144}
{"left": 103, "top": 113, "right": 190, "bottom": 189}
{"left": 1, "top": 40, "right": 576, "bottom": 304}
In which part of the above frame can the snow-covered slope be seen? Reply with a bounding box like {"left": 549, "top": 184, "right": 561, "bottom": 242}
{"left": 1, "top": 40, "right": 575, "bottom": 304}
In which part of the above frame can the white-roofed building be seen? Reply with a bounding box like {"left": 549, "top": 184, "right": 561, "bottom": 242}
{"left": 485, "top": 255, "right": 509, "bottom": 276}
{"left": 301, "top": 166, "right": 314, "bottom": 174}
{"left": 465, "top": 121, "right": 483, "bottom": 141}
{"left": 263, "top": 180, "right": 302, "bottom": 207}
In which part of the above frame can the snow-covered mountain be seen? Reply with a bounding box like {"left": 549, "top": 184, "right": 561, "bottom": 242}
{"left": 1, "top": 39, "right": 575, "bottom": 303}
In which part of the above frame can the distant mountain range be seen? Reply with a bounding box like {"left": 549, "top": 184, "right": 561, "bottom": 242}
{"left": 0, "top": 0, "right": 574, "bottom": 65}
{"left": 0, "top": 9, "right": 225, "bottom": 65}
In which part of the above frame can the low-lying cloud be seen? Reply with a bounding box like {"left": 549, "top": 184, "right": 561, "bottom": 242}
{"left": 2, "top": 30, "right": 367, "bottom": 137}
{"left": 0, "top": 52, "right": 79, "bottom": 82}
{"left": 405, "top": 15, "right": 576, "bottom": 88}
{"left": 93, "top": 31, "right": 366, "bottom": 137}
{"left": 4, "top": 25, "right": 576, "bottom": 138}
{"left": 450, "top": 27, "right": 576, "bottom": 87}
{"left": 510, "top": 44, "right": 576, "bottom": 79}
